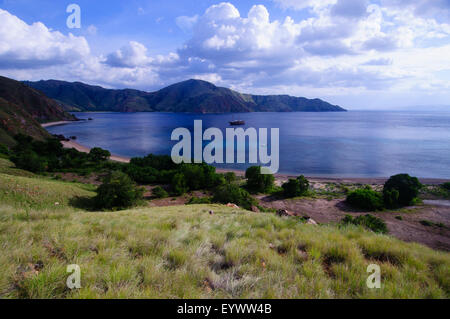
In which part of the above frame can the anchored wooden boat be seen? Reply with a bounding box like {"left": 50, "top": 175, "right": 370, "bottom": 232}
{"left": 229, "top": 120, "right": 245, "bottom": 126}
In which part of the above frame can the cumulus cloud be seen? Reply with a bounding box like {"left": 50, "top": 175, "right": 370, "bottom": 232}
{"left": 0, "top": 9, "right": 90, "bottom": 69}
{"left": 104, "top": 41, "right": 153, "bottom": 68}
{"left": 0, "top": 2, "right": 449, "bottom": 108}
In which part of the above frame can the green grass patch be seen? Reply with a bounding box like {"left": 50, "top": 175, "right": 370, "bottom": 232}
{"left": 0, "top": 173, "right": 95, "bottom": 210}
{"left": 0, "top": 203, "right": 448, "bottom": 298}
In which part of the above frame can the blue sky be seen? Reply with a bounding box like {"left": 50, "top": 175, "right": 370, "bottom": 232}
{"left": 1, "top": 0, "right": 450, "bottom": 109}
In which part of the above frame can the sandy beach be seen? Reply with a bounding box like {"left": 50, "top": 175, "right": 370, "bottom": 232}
{"left": 41, "top": 121, "right": 78, "bottom": 128}
{"left": 61, "top": 140, "right": 131, "bottom": 163}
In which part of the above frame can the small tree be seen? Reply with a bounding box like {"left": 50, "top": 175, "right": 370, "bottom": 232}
{"left": 95, "top": 171, "right": 143, "bottom": 210}
{"left": 11, "top": 150, "right": 47, "bottom": 173}
{"left": 224, "top": 172, "right": 236, "bottom": 184}
{"left": 89, "top": 147, "right": 111, "bottom": 162}
{"left": 282, "top": 175, "right": 309, "bottom": 198}
{"left": 212, "top": 184, "right": 257, "bottom": 210}
{"left": 346, "top": 187, "right": 384, "bottom": 211}
{"left": 152, "top": 186, "right": 169, "bottom": 199}
{"left": 171, "top": 173, "right": 188, "bottom": 196}
{"left": 0, "top": 144, "right": 10, "bottom": 156}
{"left": 245, "top": 166, "right": 275, "bottom": 193}
{"left": 383, "top": 174, "right": 422, "bottom": 208}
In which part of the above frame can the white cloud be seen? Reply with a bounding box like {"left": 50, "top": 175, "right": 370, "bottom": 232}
{"left": 176, "top": 15, "right": 199, "bottom": 33}
{"left": 0, "top": 3, "right": 450, "bottom": 108}
{"left": 0, "top": 9, "right": 90, "bottom": 69}
{"left": 104, "top": 41, "right": 153, "bottom": 68}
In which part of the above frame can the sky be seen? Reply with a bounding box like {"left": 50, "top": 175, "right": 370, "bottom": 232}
{"left": 0, "top": 0, "right": 450, "bottom": 110}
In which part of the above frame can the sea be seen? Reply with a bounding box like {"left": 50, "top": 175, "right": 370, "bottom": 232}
{"left": 46, "top": 111, "right": 450, "bottom": 178}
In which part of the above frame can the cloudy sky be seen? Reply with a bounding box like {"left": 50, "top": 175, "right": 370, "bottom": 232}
{"left": 1, "top": 0, "right": 450, "bottom": 109}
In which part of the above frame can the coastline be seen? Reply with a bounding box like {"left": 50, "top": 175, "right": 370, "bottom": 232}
{"left": 61, "top": 140, "right": 131, "bottom": 164}
{"left": 42, "top": 121, "right": 79, "bottom": 128}
{"left": 42, "top": 121, "right": 450, "bottom": 185}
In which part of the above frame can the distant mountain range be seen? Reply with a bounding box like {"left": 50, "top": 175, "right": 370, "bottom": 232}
{"left": 0, "top": 76, "right": 76, "bottom": 146}
{"left": 24, "top": 79, "right": 346, "bottom": 113}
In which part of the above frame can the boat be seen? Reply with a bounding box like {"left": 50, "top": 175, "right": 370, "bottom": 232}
{"left": 229, "top": 120, "right": 245, "bottom": 126}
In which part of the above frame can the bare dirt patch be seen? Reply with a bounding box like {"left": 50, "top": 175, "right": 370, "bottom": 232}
{"left": 257, "top": 194, "right": 450, "bottom": 251}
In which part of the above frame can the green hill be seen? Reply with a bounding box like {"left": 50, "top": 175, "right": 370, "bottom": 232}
{"left": 24, "top": 79, "right": 346, "bottom": 113}
{"left": 0, "top": 76, "right": 76, "bottom": 146}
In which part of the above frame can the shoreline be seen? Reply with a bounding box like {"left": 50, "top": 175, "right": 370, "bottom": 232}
{"left": 61, "top": 140, "right": 131, "bottom": 164}
{"left": 42, "top": 121, "right": 450, "bottom": 185}
{"left": 42, "top": 120, "right": 81, "bottom": 128}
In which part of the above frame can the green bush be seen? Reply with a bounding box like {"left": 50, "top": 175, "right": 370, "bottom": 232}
{"left": 152, "top": 186, "right": 169, "bottom": 199}
{"left": 180, "top": 163, "right": 224, "bottom": 190}
{"left": 212, "top": 184, "right": 257, "bottom": 210}
{"left": 10, "top": 150, "right": 47, "bottom": 173}
{"left": 346, "top": 187, "right": 384, "bottom": 211}
{"left": 245, "top": 166, "right": 275, "bottom": 193}
{"left": 342, "top": 214, "right": 388, "bottom": 234}
{"left": 224, "top": 172, "right": 236, "bottom": 183}
{"left": 89, "top": 147, "right": 111, "bottom": 162}
{"left": 383, "top": 174, "right": 422, "bottom": 208}
{"left": 0, "top": 144, "right": 10, "bottom": 155}
{"left": 282, "top": 175, "right": 309, "bottom": 198}
{"left": 171, "top": 173, "right": 189, "bottom": 196}
{"left": 441, "top": 182, "right": 450, "bottom": 191}
{"left": 95, "top": 171, "right": 144, "bottom": 210}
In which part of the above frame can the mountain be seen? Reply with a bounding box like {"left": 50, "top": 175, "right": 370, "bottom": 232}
{"left": 0, "top": 76, "right": 76, "bottom": 146}
{"left": 24, "top": 79, "right": 346, "bottom": 113}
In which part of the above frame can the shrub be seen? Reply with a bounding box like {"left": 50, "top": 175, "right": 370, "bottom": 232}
{"left": 180, "top": 163, "right": 224, "bottom": 190}
{"left": 152, "top": 186, "right": 169, "bottom": 199}
{"left": 89, "top": 147, "right": 111, "bottom": 162}
{"left": 0, "top": 144, "right": 10, "bottom": 155}
{"left": 171, "top": 173, "right": 188, "bottom": 196}
{"left": 282, "top": 175, "right": 309, "bottom": 198}
{"left": 383, "top": 174, "right": 422, "bottom": 208}
{"left": 125, "top": 165, "right": 160, "bottom": 184}
{"left": 342, "top": 214, "right": 388, "bottom": 234}
{"left": 420, "top": 220, "right": 433, "bottom": 227}
{"left": 224, "top": 172, "right": 236, "bottom": 183}
{"left": 212, "top": 184, "right": 257, "bottom": 210}
{"left": 346, "top": 187, "right": 383, "bottom": 211}
{"left": 10, "top": 150, "right": 47, "bottom": 173}
{"left": 441, "top": 182, "right": 450, "bottom": 191}
{"left": 95, "top": 171, "right": 143, "bottom": 210}
{"left": 245, "top": 166, "right": 275, "bottom": 193}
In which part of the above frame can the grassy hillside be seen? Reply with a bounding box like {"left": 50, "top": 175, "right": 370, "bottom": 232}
{"left": 0, "top": 159, "right": 448, "bottom": 299}
{"left": 0, "top": 76, "right": 76, "bottom": 146}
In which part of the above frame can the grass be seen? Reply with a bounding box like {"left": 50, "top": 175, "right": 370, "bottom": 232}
{"left": 0, "top": 158, "right": 36, "bottom": 178}
{"left": 0, "top": 171, "right": 95, "bottom": 210}
{"left": 0, "top": 202, "right": 448, "bottom": 298}
{"left": 0, "top": 161, "right": 449, "bottom": 299}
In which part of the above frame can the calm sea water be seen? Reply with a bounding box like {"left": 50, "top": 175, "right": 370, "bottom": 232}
{"left": 47, "top": 111, "right": 450, "bottom": 178}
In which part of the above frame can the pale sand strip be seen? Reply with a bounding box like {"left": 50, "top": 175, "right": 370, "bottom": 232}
{"left": 61, "top": 140, "right": 131, "bottom": 163}
{"left": 41, "top": 121, "right": 76, "bottom": 128}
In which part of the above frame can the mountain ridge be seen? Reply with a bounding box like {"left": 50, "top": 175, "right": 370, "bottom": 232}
{"left": 0, "top": 76, "right": 76, "bottom": 146}
{"left": 24, "top": 79, "right": 346, "bottom": 113}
